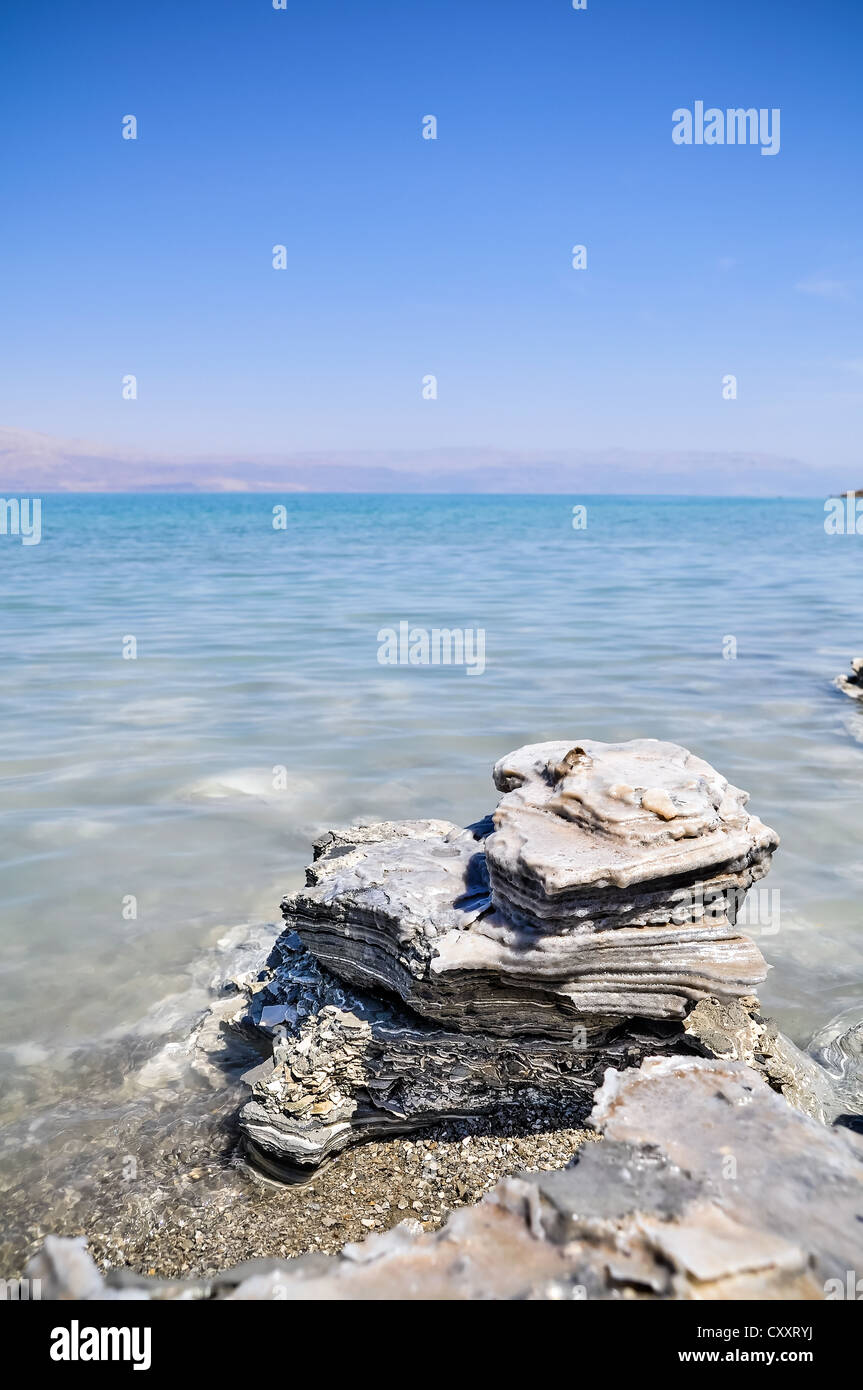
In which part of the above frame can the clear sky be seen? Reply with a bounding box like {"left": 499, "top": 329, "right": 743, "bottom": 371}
{"left": 1, "top": 0, "right": 861, "bottom": 476}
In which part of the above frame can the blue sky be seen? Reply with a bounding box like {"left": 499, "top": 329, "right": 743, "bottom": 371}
{"left": 1, "top": 0, "right": 861, "bottom": 478}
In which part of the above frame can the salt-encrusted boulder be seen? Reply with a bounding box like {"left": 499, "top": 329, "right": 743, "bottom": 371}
{"left": 486, "top": 739, "right": 778, "bottom": 931}
{"left": 283, "top": 741, "right": 776, "bottom": 1034}
{"left": 234, "top": 929, "right": 686, "bottom": 1178}
{"left": 231, "top": 739, "right": 783, "bottom": 1173}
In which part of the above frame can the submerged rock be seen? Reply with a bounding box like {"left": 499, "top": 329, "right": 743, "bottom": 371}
{"left": 809, "top": 1006, "right": 863, "bottom": 1128}
{"left": 835, "top": 656, "right": 863, "bottom": 699}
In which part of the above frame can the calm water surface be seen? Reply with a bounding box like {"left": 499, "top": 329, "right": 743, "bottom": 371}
{"left": 1, "top": 495, "right": 863, "bottom": 1230}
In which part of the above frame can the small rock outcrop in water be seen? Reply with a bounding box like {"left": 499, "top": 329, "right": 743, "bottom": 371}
{"left": 232, "top": 739, "right": 781, "bottom": 1177}
{"left": 835, "top": 656, "right": 863, "bottom": 699}
{"left": 29, "top": 1055, "right": 863, "bottom": 1300}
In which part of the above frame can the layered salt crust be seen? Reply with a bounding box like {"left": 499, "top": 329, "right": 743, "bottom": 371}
{"left": 232, "top": 739, "right": 780, "bottom": 1175}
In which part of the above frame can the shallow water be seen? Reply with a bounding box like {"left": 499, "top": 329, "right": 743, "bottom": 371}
{"left": 2, "top": 494, "right": 863, "bottom": 1262}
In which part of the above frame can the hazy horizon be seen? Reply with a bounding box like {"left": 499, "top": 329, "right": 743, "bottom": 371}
{"left": 0, "top": 424, "right": 851, "bottom": 496}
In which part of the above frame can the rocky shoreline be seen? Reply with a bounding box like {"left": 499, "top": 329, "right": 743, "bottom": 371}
{"left": 27, "top": 1052, "right": 863, "bottom": 1301}
{"left": 14, "top": 738, "right": 863, "bottom": 1299}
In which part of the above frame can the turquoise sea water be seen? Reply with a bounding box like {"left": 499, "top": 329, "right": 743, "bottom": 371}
{"left": 2, "top": 494, "right": 863, "bottom": 1153}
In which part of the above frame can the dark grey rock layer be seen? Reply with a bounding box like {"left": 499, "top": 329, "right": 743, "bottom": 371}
{"left": 234, "top": 929, "right": 686, "bottom": 1177}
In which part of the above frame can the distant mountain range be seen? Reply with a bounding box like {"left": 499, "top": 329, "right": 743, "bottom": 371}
{"left": 0, "top": 427, "right": 838, "bottom": 496}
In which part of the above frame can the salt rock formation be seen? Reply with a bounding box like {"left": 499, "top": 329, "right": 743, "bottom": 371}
{"left": 835, "top": 656, "right": 863, "bottom": 699}
{"left": 809, "top": 1006, "right": 863, "bottom": 1129}
{"left": 31, "top": 1056, "right": 863, "bottom": 1300}
{"left": 229, "top": 738, "right": 780, "bottom": 1175}
{"left": 487, "top": 740, "right": 777, "bottom": 932}
{"left": 285, "top": 740, "right": 777, "bottom": 1033}
{"left": 235, "top": 928, "right": 685, "bottom": 1177}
